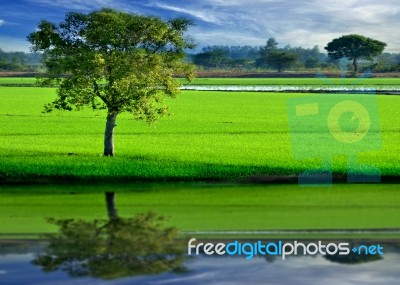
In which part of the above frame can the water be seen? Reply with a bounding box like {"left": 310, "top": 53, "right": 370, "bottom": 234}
{"left": 1, "top": 183, "right": 399, "bottom": 284}
{"left": 181, "top": 85, "right": 400, "bottom": 94}
{"left": 1, "top": 240, "right": 400, "bottom": 284}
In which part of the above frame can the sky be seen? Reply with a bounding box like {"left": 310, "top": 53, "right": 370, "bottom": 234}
{"left": 2, "top": 251, "right": 400, "bottom": 284}
{"left": 0, "top": 0, "right": 400, "bottom": 53}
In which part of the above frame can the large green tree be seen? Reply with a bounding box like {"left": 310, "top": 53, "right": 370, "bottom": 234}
{"left": 28, "top": 8, "right": 195, "bottom": 156}
{"left": 325, "top": 34, "right": 386, "bottom": 74}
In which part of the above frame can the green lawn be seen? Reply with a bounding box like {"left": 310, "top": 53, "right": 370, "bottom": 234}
{"left": 0, "top": 77, "right": 38, "bottom": 85}
{"left": 0, "top": 183, "right": 399, "bottom": 235}
{"left": 0, "top": 86, "right": 399, "bottom": 181}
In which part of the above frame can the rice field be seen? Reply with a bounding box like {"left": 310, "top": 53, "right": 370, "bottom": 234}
{"left": 0, "top": 82, "right": 399, "bottom": 181}
{"left": 0, "top": 78, "right": 399, "bottom": 236}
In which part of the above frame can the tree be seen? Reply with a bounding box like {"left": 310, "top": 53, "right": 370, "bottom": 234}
{"left": 193, "top": 48, "right": 230, "bottom": 69}
{"left": 257, "top": 38, "right": 297, "bottom": 72}
{"left": 325, "top": 34, "right": 386, "bottom": 74}
{"left": 264, "top": 51, "right": 298, "bottom": 72}
{"left": 32, "top": 213, "right": 186, "bottom": 279}
{"left": 27, "top": 8, "right": 195, "bottom": 156}
{"left": 257, "top": 37, "right": 278, "bottom": 67}
{"left": 33, "top": 189, "right": 186, "bottom": 279}
{"left": 260, "top": 37, "right": 278, "bottom": 56}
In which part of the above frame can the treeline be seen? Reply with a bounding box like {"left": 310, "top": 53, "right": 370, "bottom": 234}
{"left": 0, "top": 48, "right": 42, "bottom": 71}
{"left": 189, "top": 38, "right": 400, "bottom": 72}
{"left": 2, "top": 37, "right": 400, "bottom": 73}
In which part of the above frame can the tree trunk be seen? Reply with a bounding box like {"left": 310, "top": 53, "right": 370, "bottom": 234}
{"left": 104, "top": 112, "right": 117, "bottom": 156}
{"left": 105, "top": 192, "right": 118, "bottom": 220}
{"left": 353, "top": 58, "right": 358, "bottom": 75}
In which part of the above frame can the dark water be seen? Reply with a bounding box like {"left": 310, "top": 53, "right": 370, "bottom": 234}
{"left": 1, "top": 240, "right": 400, "bottom": 285}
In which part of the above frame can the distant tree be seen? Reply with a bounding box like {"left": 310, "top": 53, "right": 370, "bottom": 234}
{"left": 193, "top": 48, "right": 229, "bottom": 69}
{"left": 260, "top": 38, "right": 279, "bottom": 55}
{"left": 325, "top": 34, "right": 386, "bottom": 74}
{"left": 193, "top": 45, "right": 260, "bottom": 69}
{"left": 257, "top": 38, "right": 297, "bottom": 71}
{"left": 0, "top": 58, "right": 7, "bottom": 70}
{"left": 304, "top": 57, "right": 320, "bottom": 68}
{"left": 27, "top": 8, "right": 195, "bottom": 156}
{"left": 264, "top": 51, "right": 298, "bottom": 72}
{"left": 371, "top": 52, "right": 400, "bottom": 72}
{"left": 288, "top": 45, "right": 323, "bottom": 69}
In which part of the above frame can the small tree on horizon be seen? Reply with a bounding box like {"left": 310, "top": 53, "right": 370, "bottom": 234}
{"left": 257, "top": 38, "right": 297, "bottom": 72}
{"left": 325, "top": 34, "right": 386, "bottom": 75}
{"left": 264, "top": 51, "right": 298, "bottom": 72}
{"left": 28, "top": 8, "right": 195, "bottom": 156}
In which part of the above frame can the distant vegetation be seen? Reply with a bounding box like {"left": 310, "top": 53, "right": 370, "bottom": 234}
{"left": 1, "top": 37, "right": 400, "bottom": 74}
{"left": 0, "top": 48, "right": 42, "bottom": 71}
{"left": 188, "top": 37, "right": 400, "bottom": 73}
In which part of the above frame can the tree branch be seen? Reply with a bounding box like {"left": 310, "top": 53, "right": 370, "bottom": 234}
{"left": 93, "top": 80, "right": 107, "bottom": 105}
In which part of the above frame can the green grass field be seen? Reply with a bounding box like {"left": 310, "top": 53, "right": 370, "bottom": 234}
{"left": 0, "top": 183, "right": 399, "bottom": 236}
{"left": 0, "top": 85, "right": 399, "bottom": 181}
{"left": 1, "top": 79, "right": 399, "bottom": 237}
{"left": 0, "top": 77, "right": 38, "bottom": 85}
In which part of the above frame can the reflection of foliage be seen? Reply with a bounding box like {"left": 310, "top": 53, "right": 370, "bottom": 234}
{"left": 32, "top": 212, "right": 186, "bottom": 279}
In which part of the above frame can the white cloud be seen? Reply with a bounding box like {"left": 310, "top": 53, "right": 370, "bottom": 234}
{"left": 176, "top": 0, "right": 400, "bottom": 52}
{"left": 149, "top": 2, "right": 223, "bottom": 24}
{"left": 8, "top": 0, "right": 400, "bottom": 53}
{"left": 191, "top": 27, "right": 266, "bottom": 48}
{"left": 0, "top": 19, "right": 4, "bottom": 26}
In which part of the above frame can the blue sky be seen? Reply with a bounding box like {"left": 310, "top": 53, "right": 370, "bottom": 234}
{"left": 1, "top": 0, "right": 400, "bottom": 53}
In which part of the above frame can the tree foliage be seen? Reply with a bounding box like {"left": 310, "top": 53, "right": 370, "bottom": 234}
{"left": 0, "top": 48, "right": 42, "bottom": 71}
{"left": 257, "top": 38, "right": 298, "bottom": 72}
{"left": 27, "top": 8, "right": 195, "bottom": 156}
{"left": 263, "top": 51, "right": 298, "bottom": 72}
{"left": 325, "top": 34, "right": 386, "bottom": 74}
{"left": 193, "top": 48, "right": 230, "bottom": 68}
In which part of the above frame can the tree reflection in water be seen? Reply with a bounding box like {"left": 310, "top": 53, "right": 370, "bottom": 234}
{"left": 32, "top": 211, "right": 187, "bottom": 279}
{"left": 324, "top": 242, "right": 383, "bottom": 265}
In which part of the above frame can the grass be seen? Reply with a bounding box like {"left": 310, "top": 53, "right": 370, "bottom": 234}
{"left": 0, "top": 77, "right": 38, "bottom": 85}
{"left": 0, "top": 86, "right": 399, "bottom": 181}
{"left": 0, "top": 183, "right": 399, "bottom": 235}
{"left": 0, "top": 81, "right": 399, "bottom": 237}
